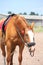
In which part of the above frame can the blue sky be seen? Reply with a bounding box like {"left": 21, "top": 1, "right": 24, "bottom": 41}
{"left": 0, "top": 0, "right": 43, "bottom": 15}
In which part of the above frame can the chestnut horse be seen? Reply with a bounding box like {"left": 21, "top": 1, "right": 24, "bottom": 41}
{"left": 0, "top": 14, "right": 36, "bottom": 65}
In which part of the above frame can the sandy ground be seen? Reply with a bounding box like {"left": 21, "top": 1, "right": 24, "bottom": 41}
{"left": 0, "top": 32, "right": 43, "bottom": 65}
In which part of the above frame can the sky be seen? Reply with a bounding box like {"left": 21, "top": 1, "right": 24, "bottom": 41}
{"left": 0, "top": 0, "right": 43, "bottom": 15}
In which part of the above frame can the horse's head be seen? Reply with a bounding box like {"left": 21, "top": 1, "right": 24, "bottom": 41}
{"left": 24, "top": 22, "right": 36, "bottom": 57}
{"left": 16, "top": 16, "right": 36, "bottom": 57}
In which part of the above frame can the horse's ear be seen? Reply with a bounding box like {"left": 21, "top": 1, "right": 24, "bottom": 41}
{"left": 31, "top": 22, "right": 34, "bottom": 29}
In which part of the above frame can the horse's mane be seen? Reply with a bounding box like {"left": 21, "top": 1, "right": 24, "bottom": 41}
{"left": 2, "top": 14, "right": 16, "bottom": 33}
{"left": 3, "top": 14, "right": 16, "bottom": 25}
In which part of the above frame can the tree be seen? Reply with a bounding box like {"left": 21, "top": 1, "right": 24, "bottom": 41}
{"left": 19, "top": 13, "right": 23, "bottom": 15}
{"left": 29, "top": 12, "right": 35, "bottom": 15}
{"left": 8, "top": 11, "right": 12, "bottom": 14}
{"left": 29, "top": 12, "right": 39, "bottom": 15}
{"left": 23, "top": 12, "right": 27, "bottom": 15}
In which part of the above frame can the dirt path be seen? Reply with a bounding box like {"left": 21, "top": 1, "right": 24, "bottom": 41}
{"left": 0, "top": 32, "right": 43, "bottom": 65}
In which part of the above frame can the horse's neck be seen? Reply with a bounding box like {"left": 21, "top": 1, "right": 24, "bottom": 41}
{"left": 15, "top": 17, "right": 27, "bottom": 31}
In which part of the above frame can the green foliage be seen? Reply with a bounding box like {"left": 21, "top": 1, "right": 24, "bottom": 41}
{"left": 34, "top": 26, "right": 43, "bottom": 32}
{"left": 19, "top": 13, "right": 23, "bottom": 15}
{"left": 29, "top": 12, "right": 39, "bottom": 15}
{"left": 29, "top": 12, "right": 35, "bottom": 15}
{"left": 19, "top": 12, "right": 27, "bottom": 15}
{"left": 8, "top": 11, "right": 12, "bottom": 14}
{"left": 23, "top": 12, "right": 27, "bottom": 15}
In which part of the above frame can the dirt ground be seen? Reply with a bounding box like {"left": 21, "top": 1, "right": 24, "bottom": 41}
{"left": 0, "top": 32, "right": 43, "bottom": 65}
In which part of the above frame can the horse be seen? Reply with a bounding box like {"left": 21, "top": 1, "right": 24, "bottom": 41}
{"left": 0, "top": 14, "right": 36, "bottom": 65}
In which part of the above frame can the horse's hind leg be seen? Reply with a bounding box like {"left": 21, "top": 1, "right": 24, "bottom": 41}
{"left": 1, "top": 42, "right": 6, "bottom": 57}
{"left": 1, "top": 42, "right": 6, "bottom": 65}
{"left": 18, "top": 44, "right": 24, "bottom": 65}
{"left": 0, "top": 33, "right": 6, "bottom": 57}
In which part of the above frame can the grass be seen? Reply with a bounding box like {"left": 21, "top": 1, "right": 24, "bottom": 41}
{"left": 34, "top": 26, "right": 43, "bottom": 32}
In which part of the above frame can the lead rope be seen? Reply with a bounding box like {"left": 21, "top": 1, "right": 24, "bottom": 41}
{"left": 14, "top": 22, "right": 27, "bottom": 46}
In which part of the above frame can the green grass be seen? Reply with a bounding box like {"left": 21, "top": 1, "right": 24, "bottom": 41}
{"left": 34, "top": 26, "right": 43, "bottom": 32}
